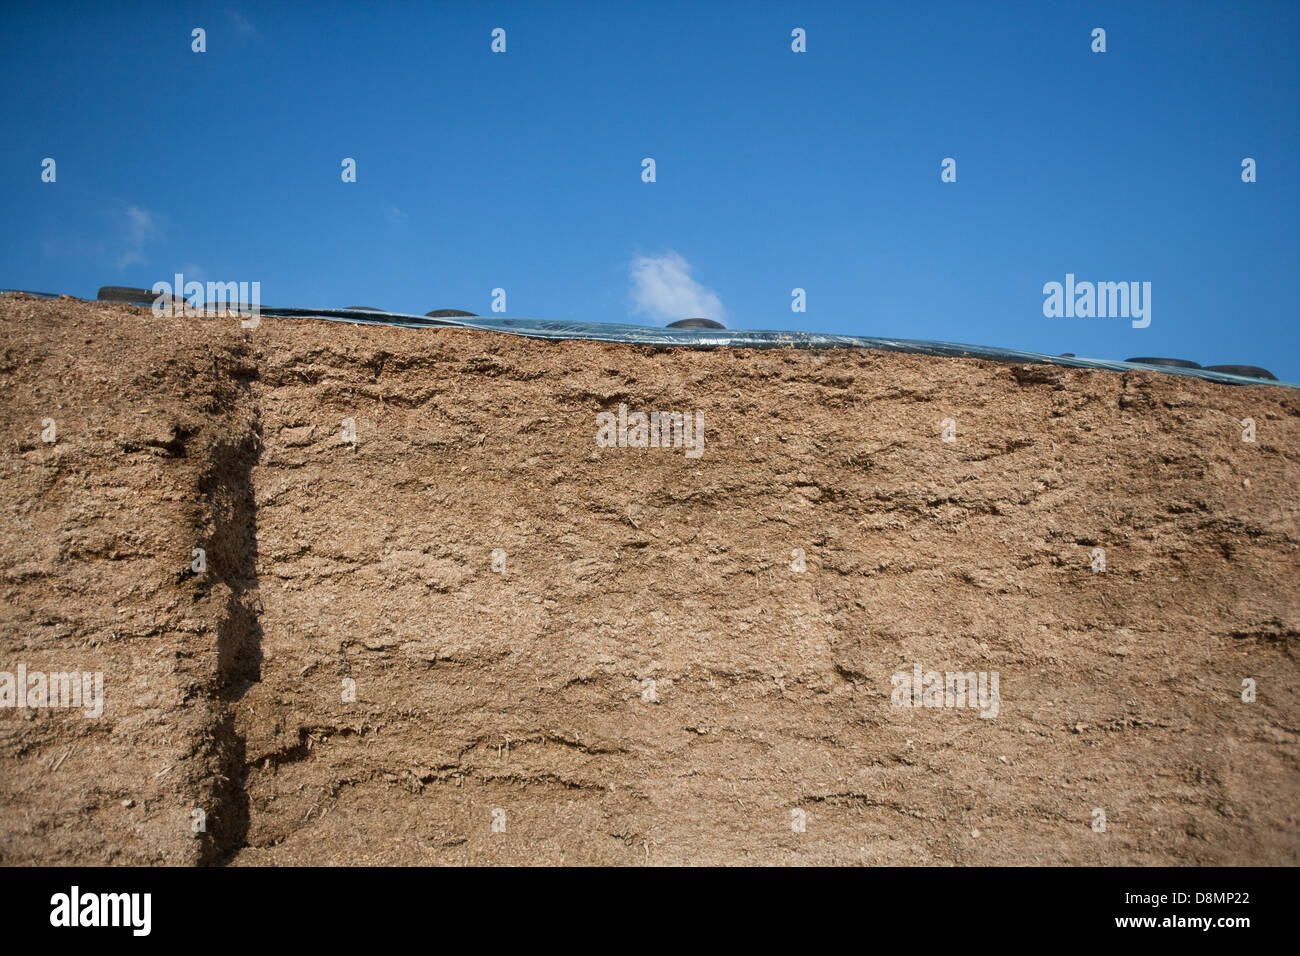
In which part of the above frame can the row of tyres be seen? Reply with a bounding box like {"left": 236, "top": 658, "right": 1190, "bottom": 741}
{"left": 0, "top": 287, "right": 1292, "bottom": 389}
{"left": 1119, "top": 356, "right": 1276, "bottom": 381}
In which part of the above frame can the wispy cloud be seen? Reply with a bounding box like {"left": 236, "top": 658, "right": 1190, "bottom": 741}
{"left": 628, "top": 251, "right": 725, "bottom": 325}
{"left": 115, "top": 204, "right": 162, "bottom": 271}
{"left": 124, "top": 206, "right": 157, "bottom": 245}
{"left": 227, "top": 10, "right": 258, "bottom": 37}
{"left": 382, "top": 202, "right": 408, "bottom": 224}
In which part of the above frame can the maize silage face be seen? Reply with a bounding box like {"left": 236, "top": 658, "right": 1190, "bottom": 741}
{"left": 1, "top": 295, "right": 1297, "bottom": 865}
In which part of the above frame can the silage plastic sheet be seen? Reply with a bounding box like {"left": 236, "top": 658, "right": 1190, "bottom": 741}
{"left": 5, "top": 291, "right": 1295, "bottom": 389}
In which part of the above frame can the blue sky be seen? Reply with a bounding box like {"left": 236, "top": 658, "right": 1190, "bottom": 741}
{"left": 2, "top": 1, "right": 1297, "bottom": 376}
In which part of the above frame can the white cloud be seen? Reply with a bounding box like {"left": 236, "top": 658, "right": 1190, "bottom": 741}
{"left": 227, "top": 11, "right": 257, "bottom": 36}
{"left": 114, "top": 205, "right": 162, "bottom": 271}
{"left": 124, "top": 206, "right": 157, "bottom": 245}
{"left": 628, "top": 251, "right": 725, "bottom": 325}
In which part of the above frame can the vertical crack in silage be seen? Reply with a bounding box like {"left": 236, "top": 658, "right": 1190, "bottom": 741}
{"left": 191, "top": 352, "right": 264, "bottom": 866}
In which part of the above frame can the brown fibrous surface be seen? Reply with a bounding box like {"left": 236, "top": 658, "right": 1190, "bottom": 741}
{"left": 1, "top": 294, "right": 1297, "bottom": 866}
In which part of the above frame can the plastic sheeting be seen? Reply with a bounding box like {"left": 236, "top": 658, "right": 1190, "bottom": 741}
{"left": 5, "top": 290, "right": 1295, "bottom": 389}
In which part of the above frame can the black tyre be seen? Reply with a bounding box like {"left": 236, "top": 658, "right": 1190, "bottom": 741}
{"left": 667, "top": 317, "right": 725, "bottom": 329}
{"left": 1204, "top": 364, "right": 1278, "bottom": 380}
{"left": 425, "top": 309, "right": 478, "bottom": 317}
{"left": 99, "top": 285, "right": 192, "bottom": 308}
{"left": 1124, "top": 356, "right": 1202, "bottom": 369}
{"left": 97, "top": 286, "right": 156, "bottom": 304}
